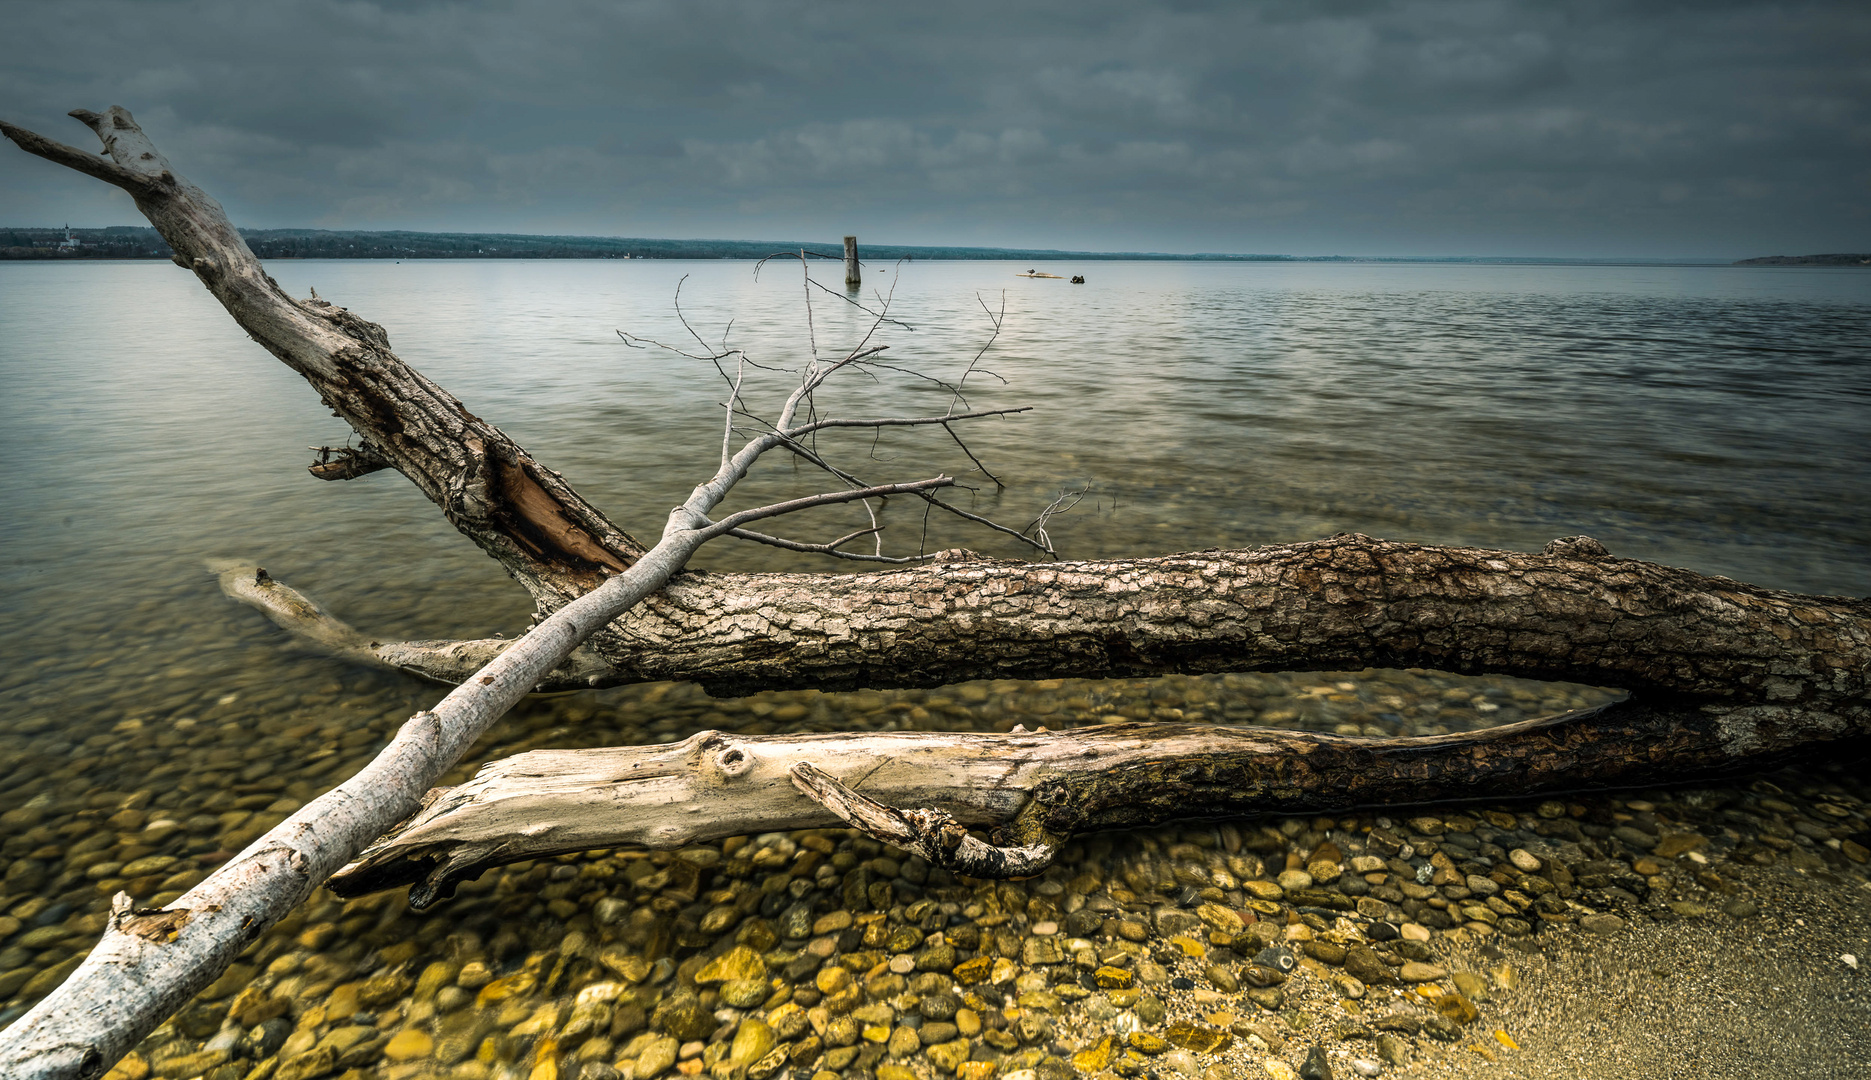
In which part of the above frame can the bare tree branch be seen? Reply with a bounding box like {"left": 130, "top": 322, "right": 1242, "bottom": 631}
{"left": 698, "top": 476, "right": 954, "bottom": 539}
{"left": 790, "top": 761, "right": 1059, "bottom": 877}
{"left": 726, "top": 526, "right": 936, "bottom": 564}
{"left": 306, "top": 443, "right": 390, "bottom": 481}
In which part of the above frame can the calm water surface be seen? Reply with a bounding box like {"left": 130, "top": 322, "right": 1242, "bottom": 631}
{"left": 3, "top": 258, "right": 1869, "bottom": 720}
{"left": 0, "top": 260, "right": 1866, "bottom": 1010}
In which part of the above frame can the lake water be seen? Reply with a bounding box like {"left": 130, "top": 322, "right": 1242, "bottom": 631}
{"left": 0, "top": 258, "right": 1866, "bottom": 1021}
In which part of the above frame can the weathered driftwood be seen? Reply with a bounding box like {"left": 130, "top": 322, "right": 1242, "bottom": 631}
{"left": 326, "top": 694, "right": 1866, "bottom": 908}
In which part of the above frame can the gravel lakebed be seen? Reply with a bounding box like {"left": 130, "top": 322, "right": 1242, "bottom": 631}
{"left": 1, "top": 669, "right": 1866, "bottom": 1080}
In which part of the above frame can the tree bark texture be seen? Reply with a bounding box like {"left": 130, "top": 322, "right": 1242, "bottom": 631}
{"left": 228, "top": 532, "right": 1871, "bottom": 705}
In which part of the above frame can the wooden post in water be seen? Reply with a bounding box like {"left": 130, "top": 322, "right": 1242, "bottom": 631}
{"left": 844, "top": 236, "right": 860, "bottom": 290}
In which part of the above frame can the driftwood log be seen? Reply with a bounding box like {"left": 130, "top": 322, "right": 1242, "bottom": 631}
{"left": 327, "top": 691, "right": 1866, "bottom": 911}
{"left": 2, "top": 106, "right": 1869, "bottom": 1078}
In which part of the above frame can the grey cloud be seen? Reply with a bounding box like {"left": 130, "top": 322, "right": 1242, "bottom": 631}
{"left": 1, "top": 0, "right": 1866, "bottom": 255}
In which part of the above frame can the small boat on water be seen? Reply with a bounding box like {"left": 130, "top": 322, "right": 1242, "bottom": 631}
{"left": 1017, "top": 269, "right": 1064, "bottom": 279}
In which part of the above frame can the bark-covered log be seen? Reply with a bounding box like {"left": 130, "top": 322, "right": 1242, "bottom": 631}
{"left": 226, "top": 532, "right": 1871, "bottom": 703}
{"left": 328, "top": 694, "right": 1868, "bottom": 907}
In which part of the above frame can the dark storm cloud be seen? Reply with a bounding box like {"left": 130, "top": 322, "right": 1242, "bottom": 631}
{"left": 2, "top": 0, "right": 1866, "bottom": 255}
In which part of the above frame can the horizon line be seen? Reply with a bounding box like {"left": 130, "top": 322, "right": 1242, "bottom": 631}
{"left": 6, "top": 224, "right": 1850, "bottom": 265}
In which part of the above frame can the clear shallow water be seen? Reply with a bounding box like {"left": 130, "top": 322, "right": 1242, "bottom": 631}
{"left": 0, "top": 256, "right": 1866, "bottom": 1019}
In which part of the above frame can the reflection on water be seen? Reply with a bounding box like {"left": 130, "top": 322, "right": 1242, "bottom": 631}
{"left": 0, "top": 259, "right": 1864, "bottom": 1019}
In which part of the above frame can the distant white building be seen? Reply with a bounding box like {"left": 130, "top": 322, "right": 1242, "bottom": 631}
{"left": 60, "top": 225, "right": 79, "bottom": 249}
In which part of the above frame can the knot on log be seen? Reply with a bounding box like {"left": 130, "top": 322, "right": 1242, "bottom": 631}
{"left": 714, "top": 743, "right": 754, "bottom": 779}
{"left": 1544, "top": 535, "right": 1611, "bottom": 559}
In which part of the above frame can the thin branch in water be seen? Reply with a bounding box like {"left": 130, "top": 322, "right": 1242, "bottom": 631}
{"left": 720, "top": 354, "right": 748, "bottom": 470}
{"left": 727, "top": 526, "right": 937, "bottom": 564}
{"left": 916, "top": 491, "right": 1058, "bottom": 557}
{"left": 673, "top": 274, "right": 720, "bottom": 360}
{"left": 791, "top": 762, "right": 1058, "bottom": 877}
{"left": 751, "top": 248, "right": 843, "bottom": 279}
{"left": 945, "top": 291, "right": 1011, "bottom": 414}
{"left": 1025, "top": 487, "right": 1090, "bottom": 552}
{"left": 807, "top": 276, "right": 914, "bottom": 330}
{"left": 787, "top": 407, "right": 1033, "bottom": 438}
{"left": 698, "top": 475, "right": 954, "bottom": 539}
{"left": 944, "top": 420, "right": 1004, "bottom": 487}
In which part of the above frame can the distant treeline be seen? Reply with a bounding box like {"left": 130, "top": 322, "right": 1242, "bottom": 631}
{"left": 9, "top": 227, "right": 1797, "bottom": 264}
{"left": 1731, "top": 254, "right": 1871, "bottom": 267}
{"left": 1, "top": 226, "right": 1302, "bottom": 263}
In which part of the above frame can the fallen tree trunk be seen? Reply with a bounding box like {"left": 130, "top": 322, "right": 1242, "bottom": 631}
{"left": 224, "top": 532, "right": 1871, "bottom": 704}
{"left": 327, "top": 695, "right": 1869, "bottom": 907}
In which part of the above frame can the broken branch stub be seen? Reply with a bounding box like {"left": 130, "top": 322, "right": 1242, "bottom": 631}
{"left": 789, "top": 762, "right": 1061, "bottom": 878}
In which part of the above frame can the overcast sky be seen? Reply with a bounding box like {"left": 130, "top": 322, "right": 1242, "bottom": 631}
{"left": 2, "top": 0, "right": 1866, "bottom": 257}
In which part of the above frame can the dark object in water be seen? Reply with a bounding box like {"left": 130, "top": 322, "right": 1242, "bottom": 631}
{"left": 1070, "top": 275, "right": 1085, "bottom": 284}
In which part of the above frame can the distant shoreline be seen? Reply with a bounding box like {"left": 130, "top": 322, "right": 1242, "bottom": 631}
{"left": 0, "top": 226, "right": 1757, "bottom": 266}
{"left": 1730, "top": 253, "right": 1871, "bottom": 267}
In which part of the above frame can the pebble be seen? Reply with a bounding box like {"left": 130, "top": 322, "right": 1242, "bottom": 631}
{"left": 1299, "top": 1045, "right": 1335, "bottom": 1080}
{"left": 1579, "top": 914, "right": 1626, "bottom": 935}
{"left": 1398, "top": 962, "right": 1447, "bottom": 983}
